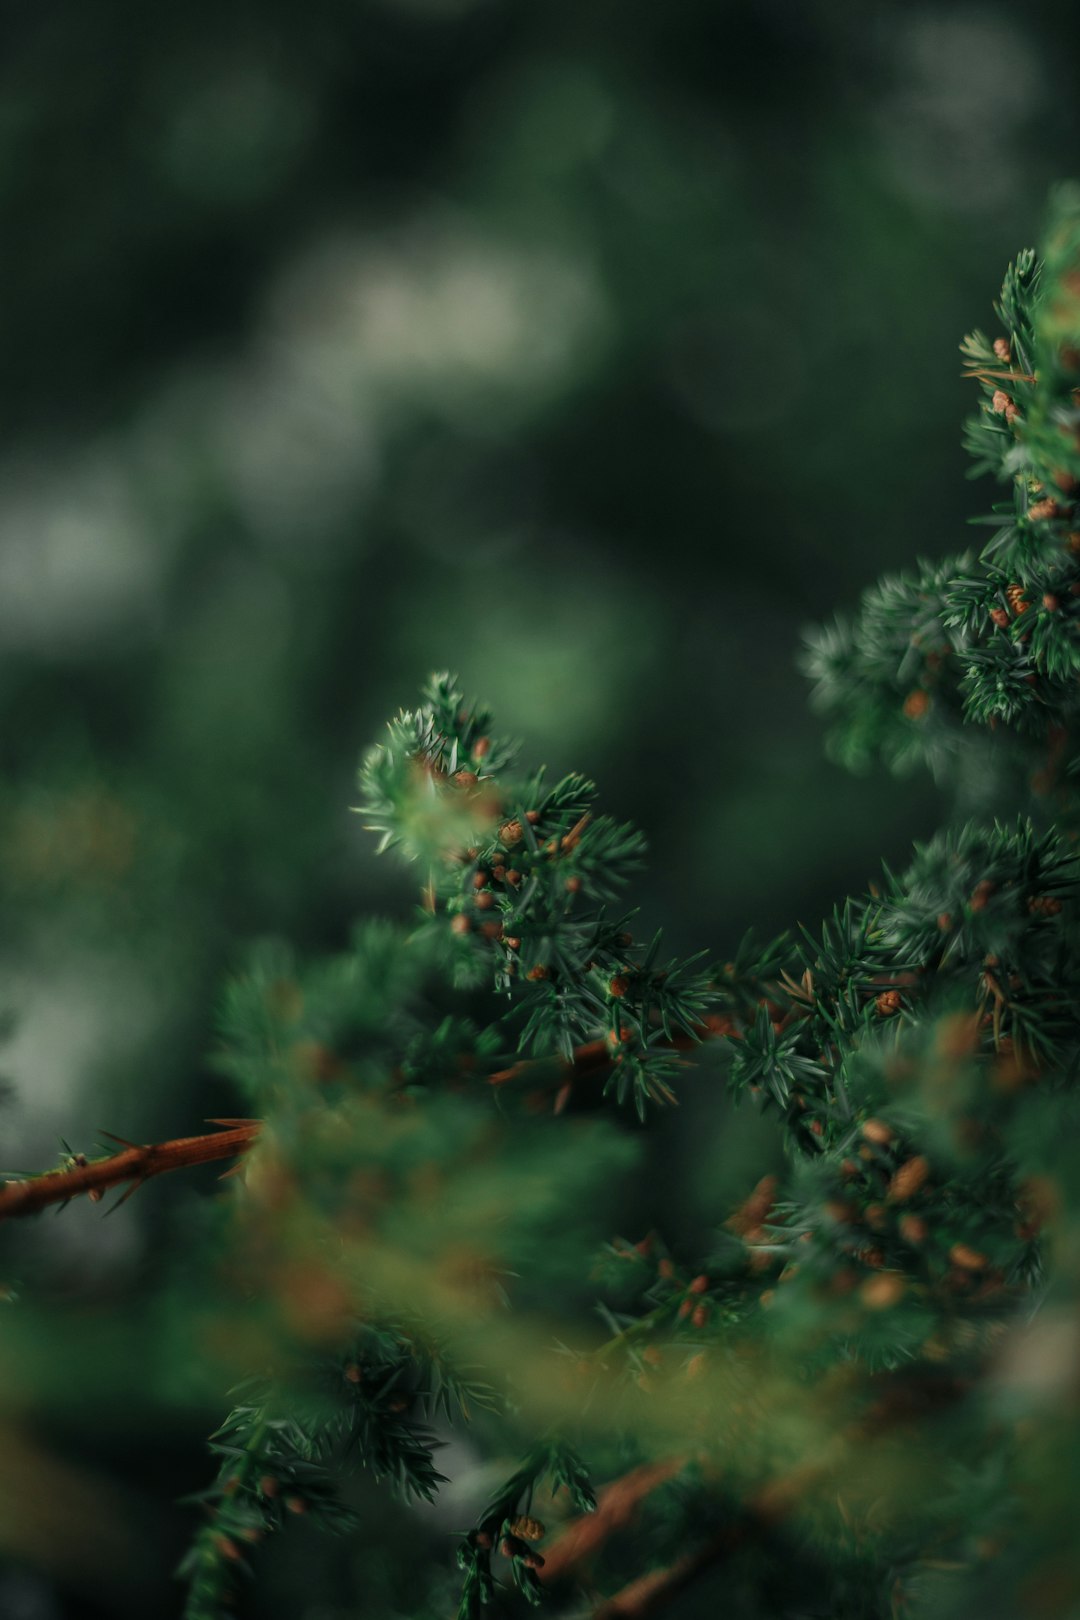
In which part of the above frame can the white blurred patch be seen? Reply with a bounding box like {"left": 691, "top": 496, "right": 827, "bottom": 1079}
{"left": 876, "top": 8, "right": 1040, "bottom": 211}
{"left": 0, "top": 448, "right": 171, "bottom": 655}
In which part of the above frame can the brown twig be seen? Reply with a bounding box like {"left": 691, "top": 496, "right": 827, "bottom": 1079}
{"left": 544, "top": 1374, "right": 971, "bottom": 1620}
{"left": 0, "top": 1121, "right": 260, "bottom": 1222}
{"left": 0, "top": 1014, "right": 739, "bottom": 1224}
{"left": 487, "top": 1014, "right": 736, "bottom": 1091}
{"left": 540, "top": 1455, "right": 691, "bottom": 1585}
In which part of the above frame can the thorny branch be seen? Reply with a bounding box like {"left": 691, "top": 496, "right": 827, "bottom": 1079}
{"left": 0, "top": 1018, "right": 738, "bottom": 1223}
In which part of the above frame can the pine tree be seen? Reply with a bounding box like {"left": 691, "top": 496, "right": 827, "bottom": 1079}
{"left": 4, "top": 189, "right": 1080, "bottom": 1620}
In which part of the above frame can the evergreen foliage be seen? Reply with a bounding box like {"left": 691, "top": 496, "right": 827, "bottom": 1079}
{"left": 5, "top": 189, "right": 1080, "bottom": 1620}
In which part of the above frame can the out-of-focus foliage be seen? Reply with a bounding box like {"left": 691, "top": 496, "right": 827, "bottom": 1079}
{"left": 3, "top": 3, "right": 1080, "bottom": 1617}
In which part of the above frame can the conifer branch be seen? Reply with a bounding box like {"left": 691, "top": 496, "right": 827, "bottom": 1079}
{"left": 0, "top": 1121, "right": 260, "bottom": 1221}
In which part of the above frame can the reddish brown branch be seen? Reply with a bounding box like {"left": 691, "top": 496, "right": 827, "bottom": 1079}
{"left": 540, "top": 1456, "right": 690, "bottom": 1585}
{"left": 0, "top": 1014, "right": 738, "bottom": 1224}
{"left": 487, "top": 1014, "right": 735, "bottom": 1091}
{"left": 0, "top": 1122, "right": 260, "bottom": 1222}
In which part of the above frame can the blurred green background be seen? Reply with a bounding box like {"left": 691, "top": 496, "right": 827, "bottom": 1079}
{"left": 1, "top": 1, "right": 1079, "bottom": 1614}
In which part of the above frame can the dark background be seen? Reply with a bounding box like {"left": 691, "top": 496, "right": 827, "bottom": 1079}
{"left": 0, "top": 2, "right": 1078, "bottom": 1614}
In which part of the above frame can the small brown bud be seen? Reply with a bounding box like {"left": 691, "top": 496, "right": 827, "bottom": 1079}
{"left": 991, "top": 389, "right": 1012, "bottom": 415}
{"left": 213, "top": 1535, "right": 242, "bottom": 1561}
{"left": 616, "top": 931, "right": 634, "bottom": 948}
{"left": 903, "top": 689, "right": 930, "bottom": 720}
{"left": 691, "top": 1302, "right": 709, "bottom": 1329}
{"left": 506, "top": 868, "right": 522, "bottom": 886}
{"left": 887, "top": 1156, "right": 929, "bottom": 1203}
{"left": 1005, "top": 584, "right": 1030, "bottom": 615}
{"left": 454, "top": 770, "right": 479, "bottom": 787}
{"left": 875, "top": 989, "right": 902, "bottom": 1017}
{"left": 937, "top": 913, "right": 952, "bottom": 931}
{"left": 472, "top": 737, "right": 491, "bottom": 759}
{"left": 480, "top": 919, "right": 503, "bottom": 939}
{"left": 509, "top": 1516, "right": 546, "bottom": 1542}
{"left": 949, "top": 1242, "right": 988, "bottom": 1271}
{"left": 609, "top": 975, "right": 631, "bottom": 998}
{"left": 658, "top": 1257, "right": 675, "bottom": 1279}
{"left": 525, "top": 810, "right": 541, "bottom": 824}
{"left": 689, "top": 1273, "right": 709, "bottom": 1294}
{"left": 993, "top": 337, "right": 1011, "bottom": 362}
{"left": 504, "top": 936, "right": 521, "bottom": 950}
{"left": 475, "top": 1529, "right": 494, "bottom": 1550}
{"left": 499, "top": 820, "right": 524, "bottom": 847}
{"left": 861, "top": 1119, "right": 893, "bottom": 1146}
{"left": 864, "top": 1203, "right": 887, "bottom": 1231}
{"left": 899, "top": 1214, "right": 928, "bottom": 1245}
{"left": 1004, "top": 401, "right": 1021, "bottom": 424}
{"left": 450, "top": 915, "right": 472, "bottom": 935}
{"left": 1043, "top": 593, "right": 1062, "bottom": 612}
{"left": 860, "top": 1272, "right": 905, "bottom": 1310}
{"left": 259, "top": 1475, "right": 279, "bottom": 1498}
{"left": 526, "top": 964, "right": 549, "bottom": 981}
{"left": 285, "top": 1496, "right": 307, "bottom": 1515}
{"left": 492, "top": 864, "right": 506, "bottom": 881}
{"left": 642, "top": 1345, "right": 663, "bottom": 1367}
{"left": 565, "top": 875, "right": 582, "bottom": 894}
{"left": 989, "top": 606, "right": 1010, "bottom": 629}
{"left": 1029, "top": 498, "right": 1061, "bottom": 522}
{"left": 473, "top": 872, "right": 489, "bottom": 890}
{"left": 343, "top": 1363, "right": 363, "bottom": 1383}
{"left": 970, "top": 879, "right": 994, "bottom": 912}
{"left": 474, "top": 891, "right": 495, "bottom": 911}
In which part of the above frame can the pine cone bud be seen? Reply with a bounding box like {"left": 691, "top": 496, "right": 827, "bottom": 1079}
{"left": 451, "top": 915, "right": 472, "bottom": 935}
{"left": 899, "top": 1214, "right": 928, "bottom": 1245}
{"left": 565, "top": 875, "right": 582, "bottom": 894}
{"left": 993, "top": 337, "right": 1011, "bottom": 362}
{"left": 526, "top": 964, "right": 549, "bottom": 981}
{"left": 948, "top": 1242, "right": 988, "bottom": 1271}
{"left": 509, "top": 1516, "right": 546, "bottom": 1542}
{"left": 860, "top": 1272, "right": 905, "bottom": 1310}
{"left": 1029, "top": 498, "right": 1061, "bottom": 522}
{"left": 887, "top": 1156, "right": 929, "bottom": 1203}
{"left": 861, "top": 1119, "right": 893, "bottom": 1146}
{"left": 903, "top": 689, "right": 930, "bottom": 720}
{"left": 1006, "top": 584, "right": 1030, "bottom": 615}
{"left": 454, "top": 770, "right": 479, "bottom": 787}
{"left": 989, "top": 606, "right": 1010, "bottom": 628}
{"left": 473, "top": 872, "right": 489, "bottom": 889}
{"left": 506, "top": 869, "right": 522, "bottom": 886}
{"left": 991, "top": 389, "right": 1012, "bottom": 415}
{"left": 473, "top": 737, "right": 491, "bottom": 760}
{"left": 970, "top": 879, "right": 994, "bottom": 912}
{"left": 609, "top": 975, "right": 631, "bottom": 998}
{"left": 691, "top": 1302, "right": 709, "bottom": 1329}
{"left": 525, "top": 810, "right": 541, "bottom": 824}
{"left": 475, "top": 891, "right": 495, "bottom": 911}
{"left": 875, "top": 989, "right": 903, "bottom": 1017}
{"left": 499, "top": 820, "right": 524, "bottom": 847}
{"left": 1004, "top": 401, "right": 1021, "bottom": 424}
{"left": 689, "top": 1273, "right": 709, "bottom": 1294}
